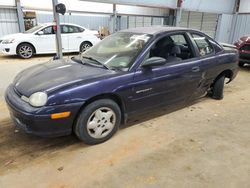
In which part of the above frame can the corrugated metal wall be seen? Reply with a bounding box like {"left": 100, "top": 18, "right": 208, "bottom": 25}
{"left": 0, "top": 8, "right": 19, "bottom": 37}
{"left": 231, "top": 14, "right": 250, "bottom": 43}
{"left": 120, "top": 16, "right": 128, "bottom": 30}
{"left": 215, "top": 14, "right": 233, "bottom": 43}
{"left": 182, "top": 0, "right": 235, "bottom": 14}
{"left": 36, "top": 13, "right": 110, "bottom": 30}
{"left": 180, "top": 11, "right": 219, "bottom": 38}
{"left": 127, "top": 16, "right": 167, "bottom": 29}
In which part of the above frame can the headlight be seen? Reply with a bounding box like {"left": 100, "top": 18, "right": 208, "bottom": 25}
{"left": 2, "top": 38, "right": 15, "bottom": 44}
{"left": 29, "top": 92, "right": 48, "bottom": 107}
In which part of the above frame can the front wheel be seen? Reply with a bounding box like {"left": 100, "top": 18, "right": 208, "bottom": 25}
{"left": 211, "top": 75, "right": 225, "bottom": 100}
{"left": 17, "top": 43, "right": 34, "bottom": 59}
{"left": 74, "top": 99, "right": 121, "bottom": 145}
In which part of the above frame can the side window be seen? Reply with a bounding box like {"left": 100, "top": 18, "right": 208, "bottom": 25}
{"left": 61, "top": 25, "right": 83, "bottom": 33}
{"left": 78, "top": 27, "right": 85, "bottom": 32}
{"left": 170, "top": 35, "right": 187, "bottom": 46}
{"left": 240, "top": 44, "right": 250, "bottom": 51}
{"left": 61, "top": 25, "right": 70, "bottom": 34}
{"left": 41, "top": 26, "right": 54, "bottom": 35}
{"left": 141, "top": 33, "right": 194, "bottom": 67}
{"left": 73, "top": 26, "right": 84, "bottom": 33}
{"left": 191, "top": 34, "right": 214, "bottom": 56}
{"left": 147, "top": 33, "right": 194, "bottom": 62}
{"left": 68, "top": 26, "right": 76, "bottom": 33}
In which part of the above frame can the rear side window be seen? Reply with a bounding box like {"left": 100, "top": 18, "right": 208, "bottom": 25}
{"left": 61, "top": 25, "right": 69, "bottom": 33}
{"left": 240, "top": 44, "right": 250, "bottom": 51}
{"left": 78, "top": 27, "right": 85, "bottom": 32}
{"left": 191, "top": 34, "right": 214, "bottom": 56}
{"left": 61, "top": 25, "right": 84, "bottom": 33}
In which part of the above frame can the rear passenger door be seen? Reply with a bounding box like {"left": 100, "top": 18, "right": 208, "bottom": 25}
{"left": 61, "top": 25, "right": 84, "bottom": 52}
{"left": 60, "top": 25, "right": 71, "bottom": 52}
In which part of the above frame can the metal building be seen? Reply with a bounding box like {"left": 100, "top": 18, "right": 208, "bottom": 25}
{"left": 1, "top": 0, "right": 250, "bottom": 44}
{"left": 0, "top": 4, "right": 20, "bottom": 37}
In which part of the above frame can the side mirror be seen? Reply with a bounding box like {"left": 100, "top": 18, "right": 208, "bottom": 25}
{"left": 37, "top": 31, "right": 44, "bottom": 35}
{"left": 142, "top": 57, "right": 166, "bottom": 67}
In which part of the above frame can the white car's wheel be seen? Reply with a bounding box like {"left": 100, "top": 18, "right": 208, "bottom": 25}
{"left": 17, "top": 43, "right": 34, "bottom": 59}
{"left": 80, "top": 42, "right": 92, "bottom": 53}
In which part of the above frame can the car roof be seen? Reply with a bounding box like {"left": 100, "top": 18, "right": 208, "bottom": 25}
{"left": 39, "top": 22, "right": 86, "bottom": 28}
{"left": 120, "top": 26, "right": 200, "bottom": 35}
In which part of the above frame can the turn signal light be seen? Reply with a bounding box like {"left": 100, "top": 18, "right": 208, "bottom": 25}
{"left": 51, "top": 112, "right": 71, "bottom": 119}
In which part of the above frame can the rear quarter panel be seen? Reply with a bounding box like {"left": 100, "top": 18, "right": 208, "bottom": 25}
{"left": 209, "top": 49, "right": 238, "bottom": 82}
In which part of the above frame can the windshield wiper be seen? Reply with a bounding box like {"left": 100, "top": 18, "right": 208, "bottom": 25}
{"left": 82, "top": 56, "right": 110, "bottom": 70}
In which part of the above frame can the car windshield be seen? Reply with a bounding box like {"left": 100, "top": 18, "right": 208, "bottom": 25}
{"left": 81, "top": 32, "right": 152, "bottom": 71}
{"left": 24, "top": 25, "right": 44, "bottom": 33}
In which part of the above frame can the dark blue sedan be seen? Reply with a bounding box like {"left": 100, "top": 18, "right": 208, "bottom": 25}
{"left": 5, "top": 27, "right": 238, "bottom": 144}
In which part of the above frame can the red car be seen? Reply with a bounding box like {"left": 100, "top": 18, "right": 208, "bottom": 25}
{"left": 234, "top": 35, "right": 250, "bottom": 66}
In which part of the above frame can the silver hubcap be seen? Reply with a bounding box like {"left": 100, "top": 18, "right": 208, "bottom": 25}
{"left": 19, "top": 45, "right": 33, "bottom": 58}
{"left": 81, "top": 43, "right": 91, "bottom": 52}
{"left": 87, "top": 107, "right": 116, "bottom": 139}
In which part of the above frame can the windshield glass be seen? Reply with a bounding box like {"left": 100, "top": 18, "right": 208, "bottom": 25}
{"left": 81, "top": 32, "right": 152, "bottom": 70}
{"left": 24, "top": 25, "right": 44, "bottom": 33}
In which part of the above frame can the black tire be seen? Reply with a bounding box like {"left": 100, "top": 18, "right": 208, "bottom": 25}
{"left": 17, "top": 43, "right": 34, "bottom": 59}
{"left": 80, "top": 41, "right": 92, "bottom": 53}
{"left": 239, "top": 62, "right": 245, "bottom": 67}
{"left": 211, "top": 75, "right": 225, "bottom": 100}
{"left": 74, "top": 99, "right": 121, "bottom": 145}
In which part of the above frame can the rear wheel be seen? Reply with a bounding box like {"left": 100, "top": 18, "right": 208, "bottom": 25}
{"left": 239, "top": 62, "right": 245, "bottom": 67}
{"left": 74, "top": 99, "right": 121, "bottom": 145}
{"left": 17, "top": 43, "right": 34, "bottom": 59}
{"left": 80, "top": 41, "right": 92, "bottom": 53}
{"left": 211, "top": 75, "right": 225, "bottom": 100}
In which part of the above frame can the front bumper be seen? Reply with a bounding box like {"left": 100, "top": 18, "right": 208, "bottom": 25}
{"left": 0, "top": 43, "right": 17, "bottom": 55}
{"left": 5, "top": 84, "right": 84, "bottom": 137}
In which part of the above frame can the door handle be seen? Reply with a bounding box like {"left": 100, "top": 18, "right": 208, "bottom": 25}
{"left": 192, "top": 66, "right": 200, "bottom": 72}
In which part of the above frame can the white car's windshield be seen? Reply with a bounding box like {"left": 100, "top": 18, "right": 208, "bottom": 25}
{"left": 81, "top": 32, "right": 152, "bottom": 71}
{"left": 24, "top": 25, "right": 44, "bottom": 33}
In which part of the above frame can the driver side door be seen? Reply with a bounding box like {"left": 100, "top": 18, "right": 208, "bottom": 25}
{"left": 128, "top": 32, "right": 203, "bottom": 113}
{"left": 33, "top": 26, "right": 56, "bottom": 53}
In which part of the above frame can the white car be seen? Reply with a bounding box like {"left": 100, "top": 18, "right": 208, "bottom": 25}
{"left": 0, "top": 23, "right": 100, "bottom": 58}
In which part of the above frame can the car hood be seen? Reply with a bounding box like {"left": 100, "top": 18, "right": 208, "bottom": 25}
{"left": 13, "top": 59, "right": 114, "bottom": 96}
{"left": 0, "top": 33, "right": 28, "bottom": 40}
